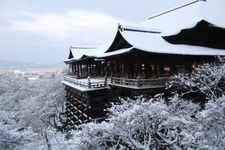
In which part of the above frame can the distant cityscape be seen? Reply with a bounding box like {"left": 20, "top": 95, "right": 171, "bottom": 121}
{"left": 0, "top": 60, "right": 66, "bottom": 69}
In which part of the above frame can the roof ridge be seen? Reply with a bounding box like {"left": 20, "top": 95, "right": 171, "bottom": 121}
{"left": 118, "top": 24, "right": 161, "bottom": 34}
{"left": 148, "top": 0, "right": 206, "bottom": 20}
{"left": 70, "top": 46, "right": 97, "bottom": 50}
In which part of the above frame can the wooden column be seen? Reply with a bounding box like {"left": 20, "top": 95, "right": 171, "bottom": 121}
{"left": 145, "top": 63, "right": 150, "bottom": 79}
{"left": 115, "top": 61, "right": 119, "bottom": 78}
{"left": 155, "top": 65, "right": 160, "bottom": 77}
{"left": 86, "top": 63, "right": 89, "bottom": 77}
{"left": 74, "top": 63, "right": 77, "bottom": 76}
{"left": 77, "top": 63, "right": 80, "bottom": 78}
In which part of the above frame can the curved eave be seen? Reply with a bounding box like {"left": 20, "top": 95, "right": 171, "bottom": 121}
{"left": 99, "top": 47, "right": 134, "bottom": 59}
{"left": 132, "top": 45, "right": 225, "bottom": 56}
{"left": 64, "top": 55, "right": 95, "bottom": 64}
{"left": 163, "top": 20, "right": 225, "bottom": 49}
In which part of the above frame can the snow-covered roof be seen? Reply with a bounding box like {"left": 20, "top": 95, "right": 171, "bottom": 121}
{"left": 65, "top": 0, "right": 225, "bottom": 62}
{"left": 70, "top": 46, "right": 97, "bottom": 59}
{"left": 99, "top": 47, "right": 133, "bottom": 58}
{"left": 117, "top": 29, "right": 225, "bottom": 56}
{"left": 141, "top": 0, "right": 225, "bottom": 36}
{"left": 65, "top": 28, "right": 118, "bottom": 62}
{"left": 65, "top": 46, "right": 105, "bottom": 62}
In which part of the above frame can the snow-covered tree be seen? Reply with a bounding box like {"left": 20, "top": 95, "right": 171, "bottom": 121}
{"left": 167, "top": 63, "right": 225, "bottom": 100}
{"left": 195, "top": 96, "right": 225, "bottom": 149}
{"left": 52, "top": 95, "right": 224, "bottom": 150}
{"left": 0, "top": 69, "right": 65, "bottom": 150}
{"left": 1, "top": 63, "right": 225, "bottom": 150}
{"left": 58, "top": 96, "right": 199, "bottom": 150}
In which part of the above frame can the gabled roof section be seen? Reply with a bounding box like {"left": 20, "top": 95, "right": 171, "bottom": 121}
{"left": 68, "top": 48, "right": 74, "bottom": 59}
{"left": 102, "top": 23, "right": 225, "bottom": 56}
{"left": 163, "top": 20, "right": 225, "bottom": 49}
{"left": 65, "top": 46, "right": 98, "bottom": 63}
{"left": 105, "top": 29, "right": 132, "bottom": 53}
{"left": 105, "top": 24, "right": 161, "bottom": 53}
{"left": 141, "top": 0, "right": 225, "bottom": 36}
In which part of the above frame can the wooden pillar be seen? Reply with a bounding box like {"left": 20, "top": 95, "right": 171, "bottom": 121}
{"left": 130, "top": 61, "right": 134, "bottom": 79}
{"left": 154, "top": 65, "right": 159, "bottom": 77}
{"left": 77, "top": 63, "right": 80, "bottom": 78}
{"left": 69, "top": 64, "right": 72, "bottom": 75}
{"left": 125, "top": 62, "right": 128, "bottom": 78}
{"left": 134, "top": 63, "right": 138, "bottom": 79}
{"left": 145, "top": 63, "right": 150, "bottom": 79}
{"left": 138, "top": 63, "right": 141, "bottom": 78}
{"left": 74, "top": 63, "right": 77, "bottom": 76}
{"left": 80, "top": 63, "right": 83, "bottom": 76}
{"left": 97, "top": 62, "right": 100, "bottom": 76}
{"left": 116, "top": 61, "right": 120, "bottom": 78}
{"left": 160, "top": 64, "right": 164, "bottom": 77}
{"left": 76, "top": 63, "right": 79, "bottom": 77}
{"left": 86, "top": 63, "right": 89, "bottom": 77}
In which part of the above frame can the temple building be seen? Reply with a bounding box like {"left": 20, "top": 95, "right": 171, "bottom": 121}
{"left": 61, "top": 0, "right": 225, "bottom": 129}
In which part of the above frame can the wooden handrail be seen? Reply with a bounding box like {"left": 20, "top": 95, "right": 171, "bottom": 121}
{"left": 110, "top": 77, "right": 167, "bottom": 87}
{"left": 64, "top": 76, "right": 167, "bottom": 88}
{"left": 64, "top": 76, "right": 107, "bottom": 89}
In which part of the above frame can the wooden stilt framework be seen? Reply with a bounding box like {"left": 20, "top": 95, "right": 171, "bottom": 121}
{"left": 63, "top": 85, "right": 109, "bottom": 130}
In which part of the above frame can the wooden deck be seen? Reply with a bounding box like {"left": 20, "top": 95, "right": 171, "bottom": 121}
{"left": 62, "top": 76, "right": 108, "bottom": 92}
{"left": 62, "top": 76, "right": 167, "bottom": 91}
{"left": 62, "top": 76, "right": 168, "bottom": 130}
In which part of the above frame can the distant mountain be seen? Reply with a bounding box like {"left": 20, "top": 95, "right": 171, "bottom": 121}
{"left": 38, "top": 63, "right": 67, "bottom": 69}
{"left": 0, "top": 60, "right": 66, "bottom": 69}
{"left": 0, "top": 60, "right": 38, "bottom": 69}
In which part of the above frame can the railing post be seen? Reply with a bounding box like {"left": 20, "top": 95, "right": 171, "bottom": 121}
{"left": 104, "top": 75, "right": 108, "bottom": 86}
{"left": 87, "top": 76, "right": 91, "bottom": 88}
{"left": 110, "top": 77, "right": 113, "bottom": 84}
{"left": 137, "top": 76, "right": 140, "bottom": 87}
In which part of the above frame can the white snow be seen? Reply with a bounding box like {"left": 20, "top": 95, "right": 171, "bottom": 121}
{"left": 120, "top": 29, "right": 225, "bottom": 56}
{"left": 65, "top": 29, "right": 118, "bottom": 62}
{"left": 70, "top": 47, "right": 97, "bottom": 60}
{"left": 27, "top": 77, "right": 39, "bottom": 81}
{"left": 61, "top": 77, "right": 108, "bottom": 91}
{"left": 65, "top": 0, "right": 225, "bottom": 62}
{"left": 99, "top": 47, "right": 133, "bottom": 57}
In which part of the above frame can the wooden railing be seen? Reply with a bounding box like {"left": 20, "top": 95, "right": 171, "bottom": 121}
{"left": 110, "top": 77, "right": 167, "bottom": 88}
{"left": 64, "top": 76, "right": 167, "bottom": 89}
{"left": 64, "top": 76, "right": 107, "bottom": 89}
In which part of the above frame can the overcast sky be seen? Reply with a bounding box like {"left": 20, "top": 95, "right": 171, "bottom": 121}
{"left": 0, "top": 0, "right": 190, "bottom": 65}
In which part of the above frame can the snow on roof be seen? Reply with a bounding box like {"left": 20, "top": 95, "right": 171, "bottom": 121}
{"left": 70, "top": 46, "right": 97, "bottom": 60}
{"left": 65, "top": 27, "right": 119, "bottom": 62}
{"left": 119, "top": 29, "right": 225, "bottom": 56}
{"left": 141, "top": 0, "right": 225, "bottom": 36}
{"left": 99, "top": 47, "right": 133, "bottom": 58}
{"left": 65, "top": 46, "right": 106, "bottom": 62}
{"left": 65, "top": 0, "right": 225, "bottom": 61}
{"left": 119, "top": 24, "right": 161, "bottom": 34}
